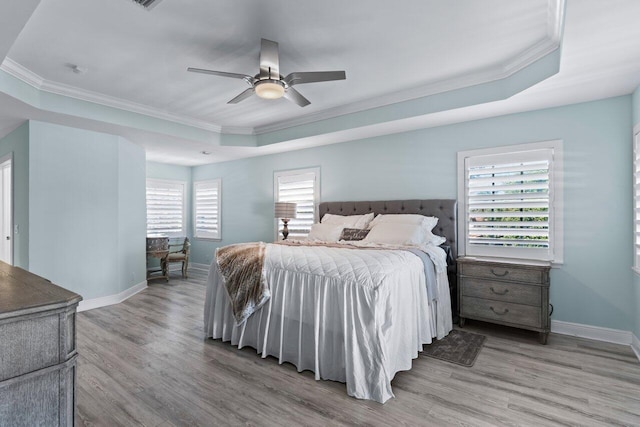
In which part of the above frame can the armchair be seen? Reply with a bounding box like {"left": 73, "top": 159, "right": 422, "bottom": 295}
{"left": 162, "top": 237, "right": 191, "bottom": 279}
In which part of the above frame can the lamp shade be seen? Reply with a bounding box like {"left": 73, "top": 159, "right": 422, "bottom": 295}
{"left": 274, "top": 202, "right": 297, "bottom": 219}
{"left": 255, "top": 80, "right": 285, "bottom": 99}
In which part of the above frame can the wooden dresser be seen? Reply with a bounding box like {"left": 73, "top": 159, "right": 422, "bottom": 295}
{"left": 0, "top": 262, "right": 82, "bottom": 426}
{"left": 457, "top": 257, "right": 551, "bottom": 344}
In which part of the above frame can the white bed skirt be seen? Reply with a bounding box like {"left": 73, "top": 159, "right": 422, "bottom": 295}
{"left": 204, "top": 252, "right": 437, "bottom": 403}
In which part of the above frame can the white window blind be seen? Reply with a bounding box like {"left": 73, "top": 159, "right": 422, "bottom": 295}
{"left": 146, "top": 179, "right": 185, "bottom": 237}
{"left": 194, "top": 179, "right": 221, "bottom": 240}
{"left": 458, "top": 141, "right": 563, "bottom": 263}
{"left": 275, "top": 168, "right": 319, "bottom": 239}
{"left": 634, "top": 130, "right": 640, "bottom": 270}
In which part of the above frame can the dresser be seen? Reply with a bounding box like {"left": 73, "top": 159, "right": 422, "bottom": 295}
{"left": 457, "top": 257, "right": 551, "bottom": 344}
{"left": 0, "top": 262, "right": 82, "bottom": 426}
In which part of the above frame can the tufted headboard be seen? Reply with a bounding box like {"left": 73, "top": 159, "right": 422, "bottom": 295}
{"left": 318, "top": 199, "right": 457, "bottom": 260}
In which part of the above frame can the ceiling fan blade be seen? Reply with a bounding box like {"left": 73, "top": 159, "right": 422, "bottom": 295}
{"left": 284, "top": 71, "right": 346, "bottom": 86}
{"left": 283, "top": 87, "right": 311, "bottom": 107}
{"left": 259, "top": 39, "right": 280, "bottom": 80}
{"left": 227, "top": 88, "right": 255, "bottom": 104}
{"left": 187, "top": 67, "right": 253, "bottom": 82}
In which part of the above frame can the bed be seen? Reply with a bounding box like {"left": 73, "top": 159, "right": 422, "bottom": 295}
{"left": 204, "top": 199, "right": 457, "bottom": 403}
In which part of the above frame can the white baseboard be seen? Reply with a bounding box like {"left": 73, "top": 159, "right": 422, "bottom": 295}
{"left": 78, "top": 280, "right": 147, "bottom": 312}
{"left": 632, "top": 334, "right": 640, "bottom": 361}
{"left": 551, "top": 320, "right": 632, "bottom": 346}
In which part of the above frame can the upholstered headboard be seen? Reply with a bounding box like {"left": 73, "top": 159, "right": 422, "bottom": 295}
{"left": 318, "top": 199, "right": 457, "bottom": 260}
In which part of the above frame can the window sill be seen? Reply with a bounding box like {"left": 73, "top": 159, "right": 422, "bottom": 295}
{"left": 194, "top": 237, "right": 222, "bottom": 242}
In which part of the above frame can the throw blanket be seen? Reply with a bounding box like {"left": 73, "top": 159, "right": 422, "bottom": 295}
{"left": 215, "top": 242, "right": 269, "bottom": 325}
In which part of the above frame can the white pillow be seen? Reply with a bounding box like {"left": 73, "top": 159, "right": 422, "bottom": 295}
{"left": 426, "top": 230, "right": 447, "bottom": 246}
{"left": 368, "top": 214, "right": 444, "bottom": 244}
{"left": 321, "top": 212, "right": 374, "bottom": 229}
{"left": 368, "top": 214, "right": 438, "bottom": 230}
{"left": 362, "top": 223, "right": 426, "bottom": 246}
{"left": 306, "top": 223, "right": 344, "bottom": 242}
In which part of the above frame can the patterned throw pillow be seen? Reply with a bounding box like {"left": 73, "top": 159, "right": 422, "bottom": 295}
{"left": 339, "top": 228, "right": 370, "bottom": 241}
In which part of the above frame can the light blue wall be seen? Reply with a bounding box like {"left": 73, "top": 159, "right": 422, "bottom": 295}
{"left": 0, "top": 122, "right": 29, "bottom": 269}
{"left": 192, "top": 96, "right": 634, "bottom": 332}
{"left": 633, "top": 85, "right": 640, "bottom": 125}
{"left": 632, "top": 85, "right": 640, "bottom": 338}
{"left": 118, "top": 140, "right": 147, "bottom": 292}
{"left": 28, "top": 121, "right": 146, "bottom": 299}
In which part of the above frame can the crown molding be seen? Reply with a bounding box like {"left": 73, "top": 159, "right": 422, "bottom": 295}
{"left": 254, "top": 0, "right": 565, "bottom": 135}
{"left": 220, "top": 125, "right": 255, "bottom": 135}
{"left": 0, "top": 58, "right": 222, "bottom": 133}
{"left": 0, "top": 0, "right": 564, "bottom": 138}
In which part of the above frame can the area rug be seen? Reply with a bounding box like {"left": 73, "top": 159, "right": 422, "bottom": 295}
{"left": 422, "top": 329, "right": 486, "bottom": 367}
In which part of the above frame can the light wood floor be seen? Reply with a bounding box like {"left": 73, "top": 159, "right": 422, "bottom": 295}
{"left": 76, "top": 270, "right": 640, "bottom": 426}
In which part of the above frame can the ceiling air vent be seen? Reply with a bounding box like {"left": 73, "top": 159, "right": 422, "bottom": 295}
{"left": 132, "top": 0, "right": 164, "bottom": 10}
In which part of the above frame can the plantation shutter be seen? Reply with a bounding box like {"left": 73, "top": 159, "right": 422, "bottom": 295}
{"left": 276, "top": 170, "right": 318, "bottom": 239}
{"left": 146, "top": 179, "right": 185, "bottom": 237}
{"left": 465, "top": 148, "right": 554, "bottom": 261}
{"left": 194, "top": 180, "right": 221, "bottom": 239}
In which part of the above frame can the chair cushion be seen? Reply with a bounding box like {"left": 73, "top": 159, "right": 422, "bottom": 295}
{"left": 166, "top": 253, "right": 186, "bottom": 261}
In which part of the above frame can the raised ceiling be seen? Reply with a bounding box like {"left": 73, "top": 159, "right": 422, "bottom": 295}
{"left": 0, "top": 0, "right": 639, "bottom": 165}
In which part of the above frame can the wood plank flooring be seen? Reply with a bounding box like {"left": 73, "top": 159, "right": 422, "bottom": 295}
{"left": 76, "top": 270, "right": 640, "bottom": 426}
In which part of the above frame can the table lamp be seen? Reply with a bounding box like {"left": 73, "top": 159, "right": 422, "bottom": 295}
{"left": 274, "top": 202, "right": 297, "bottom": 240}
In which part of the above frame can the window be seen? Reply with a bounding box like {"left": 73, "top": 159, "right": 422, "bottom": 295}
{"left": 194, "top": 179, "right": 221, "bottom": 240}
{"left": 457, "top": 141, "right": 563, "bottom": 263}
{"left": 274, "top": 168, "right": 320, "bottom": 240}
{"left": 634, "top": 127, "right": 640, "bottom": 272}
{"left": 146, "top": 179, "right": 186, "bottom": 237}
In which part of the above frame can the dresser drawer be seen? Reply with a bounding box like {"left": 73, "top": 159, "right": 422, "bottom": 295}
{"left": 460, "top": 262, "right": 544, "bottom": 284}
{"left": 461, "top": 296, "right": 542, "bottom": 328}
{"left": 461, "top": 277, "right": 541, "bottom": 306}
{"left": 0, "top": 313, "right": 60, "bottom": 381}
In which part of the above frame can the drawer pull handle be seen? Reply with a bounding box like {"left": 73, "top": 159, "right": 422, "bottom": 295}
{"left": 490, "top": 306, "right": 509, "bottom": 315}
{"left": 490, "top": 287, "right": 509, "bottom": 296}
{"left": 491, "top": 268, "right": 509, "bottom": 277}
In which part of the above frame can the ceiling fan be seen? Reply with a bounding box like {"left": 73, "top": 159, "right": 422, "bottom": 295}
{"left": 187, "top": 39, "right": 346, "bottom": 107}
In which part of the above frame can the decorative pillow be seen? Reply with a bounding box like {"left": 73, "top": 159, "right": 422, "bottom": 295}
{"left": 339, "top": 228, "right": 370, "bottom": 241}
{"left": 362, "top": 223, "right": 426, "bottom": 246}
{"left": 368, "top": 214, "right": 438, "bottom": 230}
{"left": 321, "top": 212, "right": 374, "bottom": 229}
{"left": 306, "top": 223, "right": 344, "bottom": 243}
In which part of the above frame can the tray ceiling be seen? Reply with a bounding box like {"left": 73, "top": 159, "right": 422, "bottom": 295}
{"left": 0, "top": 0, "right": 639, "bottom": 165}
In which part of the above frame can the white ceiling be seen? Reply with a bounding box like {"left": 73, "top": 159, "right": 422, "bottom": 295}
{"left": 0, "top": 0, "right": 639, "bottom": 165}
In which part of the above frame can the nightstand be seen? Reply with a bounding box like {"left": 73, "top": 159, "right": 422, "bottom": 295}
{"left": 457, "top": 257, "right": 551, "bottom": 344}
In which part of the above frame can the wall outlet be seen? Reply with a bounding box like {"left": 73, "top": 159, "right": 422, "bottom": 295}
{"left": 13, "top": 224, "right": 18, "bottom": 234}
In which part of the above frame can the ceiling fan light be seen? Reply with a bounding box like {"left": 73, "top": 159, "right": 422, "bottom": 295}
{"left": 255, "top": 80, "right": 285, "bottom": 99}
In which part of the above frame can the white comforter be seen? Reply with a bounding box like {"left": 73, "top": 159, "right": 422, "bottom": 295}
{"left": 204, "top": 243, "right": 452, "bottom": 403}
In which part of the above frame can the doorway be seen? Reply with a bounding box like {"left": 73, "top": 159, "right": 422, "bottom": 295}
{"left": 0, "top": 155, "right": 12, "bottom": 265}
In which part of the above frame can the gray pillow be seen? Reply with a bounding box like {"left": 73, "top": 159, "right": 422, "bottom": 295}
{"left": 340, "top": 228, "right": 370, "bottom": 241}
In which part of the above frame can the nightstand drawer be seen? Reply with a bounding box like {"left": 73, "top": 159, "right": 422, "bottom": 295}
{"left": 461, "top": 277, "right": 541, "bottom": 306}
{"left": 460, "top": 263, "right": 544, "bottom": 284}
{"left": 461, "top": 297, "right": 542, "bottom": 328}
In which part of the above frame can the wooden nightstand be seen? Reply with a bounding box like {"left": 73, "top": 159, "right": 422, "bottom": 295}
{"left": 457, "top": 257, "right": 551, "bottom": 344}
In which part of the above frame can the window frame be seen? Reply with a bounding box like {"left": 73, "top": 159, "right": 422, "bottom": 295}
{"left": 193, "top": 178, "right": 222, "bottom": 241}
{"left": 146, "top": 178, "right": 187, "bottom": 238}
{"left": 273, "top": 167, "right": 320, "bottom": 241}
{"left": 457, "top": 140, "right": 563, "bottom": 264}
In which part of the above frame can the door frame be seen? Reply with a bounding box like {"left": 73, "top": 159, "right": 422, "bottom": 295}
{"left": 0, "top": 153, "right": 13, "bottom": 265}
